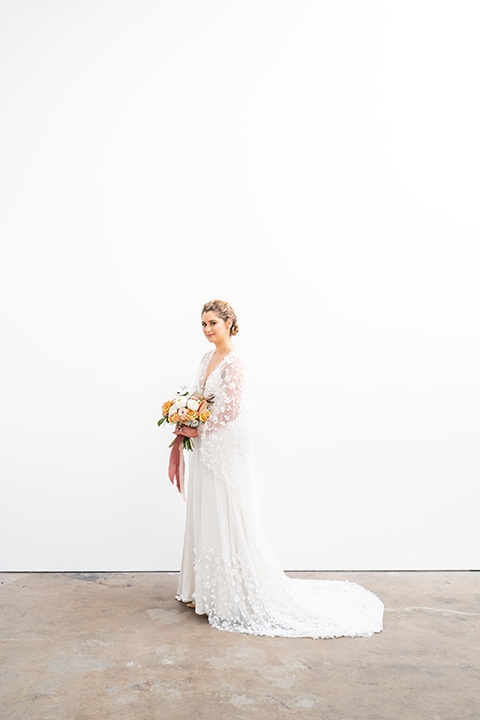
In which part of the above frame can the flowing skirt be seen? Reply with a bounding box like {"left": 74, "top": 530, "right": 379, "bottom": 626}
{"left": 176, "top": 440, "right": 384, "bottom": 639}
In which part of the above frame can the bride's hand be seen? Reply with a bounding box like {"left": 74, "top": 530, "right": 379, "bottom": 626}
{"left": 173, "top": 426, "right": 199, "bottom": 438}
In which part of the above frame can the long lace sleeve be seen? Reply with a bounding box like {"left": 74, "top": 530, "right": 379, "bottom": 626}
{"left": 197, "top": 350, "right": 257, "bottom": 500}
{"left": 202, "top": 354, "right": 243, "bottom": 434}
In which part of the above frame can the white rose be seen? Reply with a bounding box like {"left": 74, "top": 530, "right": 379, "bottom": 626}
{"left": 187, "top": 398, "right": 199, "bottom": 411}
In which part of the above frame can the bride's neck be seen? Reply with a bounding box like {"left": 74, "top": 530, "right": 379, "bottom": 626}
{"left": 213, "top": 339, "right": 234, "bottom": 356}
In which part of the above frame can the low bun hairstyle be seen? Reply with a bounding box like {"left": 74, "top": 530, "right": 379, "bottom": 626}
{"left": 202, "top": 299, "right": 239, "bottom": 336}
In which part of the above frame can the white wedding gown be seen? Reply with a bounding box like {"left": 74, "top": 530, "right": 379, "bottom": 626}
{"left": 176, "top": 349, "right": 384, "bottom": 638}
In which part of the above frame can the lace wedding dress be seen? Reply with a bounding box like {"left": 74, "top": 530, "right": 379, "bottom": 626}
{"left": 175, "top": 349, "right": 384, "bottom": 638}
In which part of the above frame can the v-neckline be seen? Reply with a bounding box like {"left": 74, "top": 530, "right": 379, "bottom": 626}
{"left": 202, "top": 349, "right": 235, "bottom": 392}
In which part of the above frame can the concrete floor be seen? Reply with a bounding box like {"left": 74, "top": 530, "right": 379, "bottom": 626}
{"left": 0, "top": 572, "right": 479, "bottom": 720}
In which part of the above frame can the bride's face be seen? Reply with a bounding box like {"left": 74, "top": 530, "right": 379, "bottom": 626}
{"left": 201, "top": 311, "right": 231, "bottom": 345}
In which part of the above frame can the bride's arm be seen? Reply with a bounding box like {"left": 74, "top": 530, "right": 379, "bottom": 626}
{"left": 171, "top": 352, "right": 210, "bottom": 438}
{"left": 200, "top": 354, "right": 243, "bottom": 434}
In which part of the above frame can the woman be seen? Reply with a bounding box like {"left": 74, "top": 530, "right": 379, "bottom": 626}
{"left": 174, "top": 299, "right": 384, "bottom": 638}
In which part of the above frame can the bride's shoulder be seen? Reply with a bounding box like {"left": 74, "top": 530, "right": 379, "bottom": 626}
{"left": 200, "top": 348, "right": 215, "bottom": 363}
{"left": 223, "top": 349, "right": 246, "bottom": 374}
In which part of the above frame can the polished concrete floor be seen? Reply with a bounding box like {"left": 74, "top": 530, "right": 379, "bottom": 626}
{"left": 0, "top": 571, "right": 479, "bottom": 720}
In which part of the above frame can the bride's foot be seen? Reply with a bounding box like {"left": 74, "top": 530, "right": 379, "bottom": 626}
{"left": 186, "top": 601, "right": 195, "bottom": 608}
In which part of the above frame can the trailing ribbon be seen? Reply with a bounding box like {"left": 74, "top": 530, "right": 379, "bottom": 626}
{"left": 168, "top": 434, "right": 186, "bottom": 501}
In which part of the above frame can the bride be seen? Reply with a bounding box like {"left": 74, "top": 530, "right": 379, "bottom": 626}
{"left": 174, "top": 299, "right": 384, "bottom": 638}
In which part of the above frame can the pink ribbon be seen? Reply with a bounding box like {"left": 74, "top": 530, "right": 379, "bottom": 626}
{"left": 168, "top": 435, "right": 186, "bottom": 501}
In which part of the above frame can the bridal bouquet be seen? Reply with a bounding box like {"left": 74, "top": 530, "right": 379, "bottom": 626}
{"left": 157, "top": 386, "right": 211, "bottom": 451}
{"left": 158, "top": 386, "right": 212, "bottom": 501}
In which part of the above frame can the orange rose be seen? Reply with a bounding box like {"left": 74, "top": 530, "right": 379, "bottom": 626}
{"left": 199, "top": 410, "right": 210, "bottom": 423}
{"left": 162, "top": 400, "right": 174, "bottom": 416}
{"left": 169, "top": 412, "right": 181, "bottom": 424}
{"left": 186, "top": 408, "right": 197, "bottom": 421}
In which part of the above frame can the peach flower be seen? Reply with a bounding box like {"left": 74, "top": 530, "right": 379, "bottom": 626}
{"left": 162, "top": 400, "right": 174, "bottom": 416}
{"left": 199, "top": 410, "right": 210, "bottom": 423}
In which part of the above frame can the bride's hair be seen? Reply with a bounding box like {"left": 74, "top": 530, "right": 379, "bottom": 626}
{"left": 202, "top": 299, "right": 239, "bottom": 336}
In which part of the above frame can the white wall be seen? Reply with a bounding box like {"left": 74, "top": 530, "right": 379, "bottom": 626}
{"left": 1, "top": 0, "right": 478, "bottom": 571}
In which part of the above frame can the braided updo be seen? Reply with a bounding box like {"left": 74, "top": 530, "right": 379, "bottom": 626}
{"left": 202, "top": 299, "right": 239, "bottom": 336}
